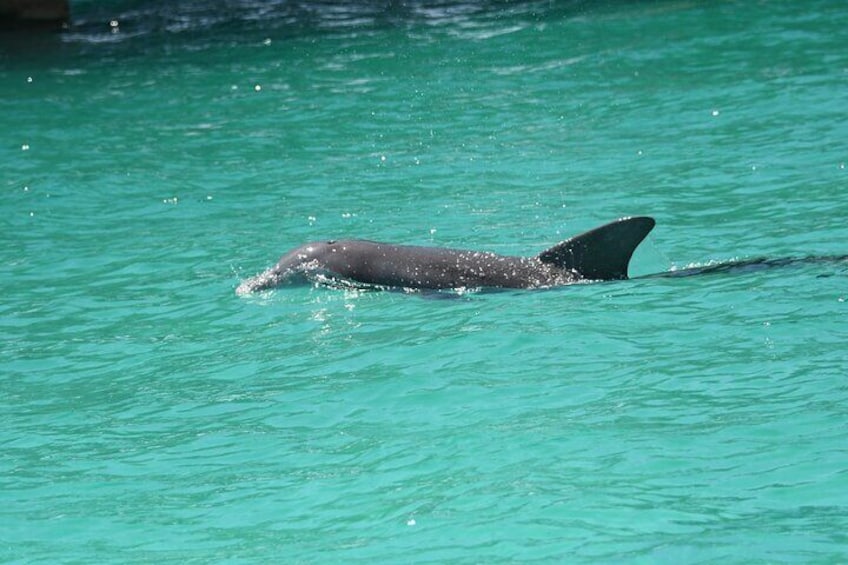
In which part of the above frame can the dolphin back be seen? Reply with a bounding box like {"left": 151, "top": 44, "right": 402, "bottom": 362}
{"left": 537, "top": 216, "right": 655, "bottom": 281}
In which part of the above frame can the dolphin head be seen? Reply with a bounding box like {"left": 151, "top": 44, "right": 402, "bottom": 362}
{"left": 236, "top": 241, "right": 337, "bottom": 294}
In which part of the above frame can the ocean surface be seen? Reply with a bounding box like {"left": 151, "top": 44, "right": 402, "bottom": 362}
{"left": 3, "top": 0, "right": 847, "bottom": 562}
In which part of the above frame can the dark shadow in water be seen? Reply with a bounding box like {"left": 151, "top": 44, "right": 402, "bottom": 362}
{"left": 2, "top": 0, "right": 683, "bottom": 56}
{"left": 642, "top": 255, "right": 848, "bottom": 280}
{"left": 61, "top": 0, "right": 658, "bottom": 35}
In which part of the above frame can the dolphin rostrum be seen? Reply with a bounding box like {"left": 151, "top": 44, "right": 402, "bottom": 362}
{"left": 236, "top": 216, "right": 655, "bottom": 294}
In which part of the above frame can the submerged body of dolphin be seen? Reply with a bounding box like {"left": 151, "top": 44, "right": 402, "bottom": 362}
{"left": 236, "top": 216, "right": 655, "bottom": 294}
{"left": 649, "top": 254, "right": 848, "bottom": 279}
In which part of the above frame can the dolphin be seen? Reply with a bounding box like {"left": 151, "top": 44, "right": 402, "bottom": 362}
{"left": 236, "top": 216, "right": 655, "bottom": 294}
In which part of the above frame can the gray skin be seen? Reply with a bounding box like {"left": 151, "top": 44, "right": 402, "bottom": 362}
{"left": 236, "top": 216, "right": 656, "bottom": 294}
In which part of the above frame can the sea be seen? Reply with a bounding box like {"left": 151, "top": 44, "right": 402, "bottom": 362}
{"left": 2, "top": 0, "right": 847, "bottom": 562}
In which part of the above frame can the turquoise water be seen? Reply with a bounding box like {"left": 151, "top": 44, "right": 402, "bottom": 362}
{"left": 3, "top": 0, "right": 848, "bottom": 562}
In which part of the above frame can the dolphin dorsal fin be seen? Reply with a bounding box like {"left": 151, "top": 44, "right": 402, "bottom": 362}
{"left": 537, "top": 216, "right": 655, "bottom": 280}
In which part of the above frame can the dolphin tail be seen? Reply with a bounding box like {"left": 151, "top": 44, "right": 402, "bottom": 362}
{"left": 537, "top": 216, "right": 655, "bottom": 280}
